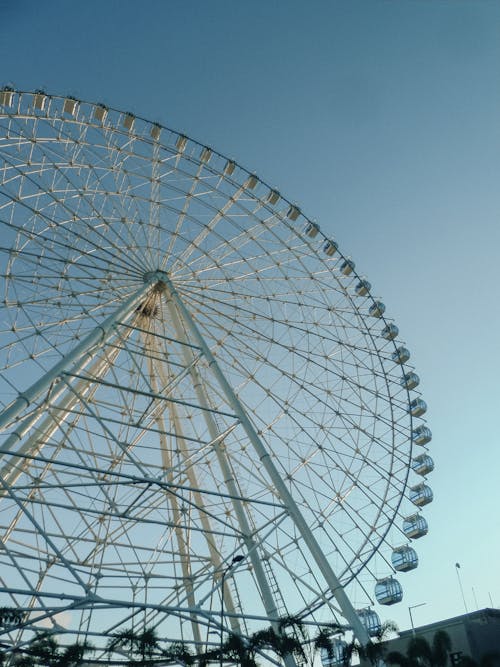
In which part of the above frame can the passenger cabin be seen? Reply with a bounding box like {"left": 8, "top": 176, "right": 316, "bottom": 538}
{"left": 412, "top": 425, "right": 432, "bottom": 445}
{"left": 375, "top": 577, "right": 403, "bottom": 605}
{"left": 224, "top": 160, "right": 236, "bottom": 176}
{"left": 266, "top": 189, "right": 280, "bottom": 205}
{"left": 355, "top": 279, "right": 371, "bottom": 296}
{"left": 391, "top": 546, "right": 418, "bottom": 572}
{"left": 401, "top": 372, "right": 420, "bottom": 390}
{"left": 357, "top": 608, "right": 381, "bottom": 637}
{"left": 94, "top": 104, "right": 108, "bottom": 123}
{"left": 392, "top": 346, "right": 410, "bottom": 365}
{"left": 409, "top": 398, "right": 427, "bottom": 417}
{"left": 412, "top": 454, "right": 434, "bottom": 476}
{"left": 304, "top": 222, "right": 319, "bottom": 238}
{"left": 245, "top": 174, "right": 258, "bottom": 189}
{"left": 176, "top": 135, "right": 187, "bottom": 152}
{"left": 123, "top": 113, "right": 135, "bottom": 130}
{"left": 0, "top": 88, "right": 14, "bottom": 107}
{"left": 63, "top": 97, "right": 78, "bottom": 116}
{"left": 150, "top": 124, "right": 161, "bottom": 140}
{"left": 200, "top": 147, "right": 212, "bottom": 163}
{"left": 323, "top": 240, "right": 338, "bottom": 256}
{"left": 369, "top": 301, "right": 385, "bottom": 318}
{"left": 321, "top": 640, "right": 348, "bottom": 667}
{"left": 382, "top": 323, "right": 399, "bottom": 340}
{"left": 402, "top": 513, "right": 428, "bottom": 539}
{"left": 287, "top": 205, "right": 300, "bottom": 221}
{"left": 33, "top": 91, "right": 47, "bottom": 110}
{"left": 410, "top": 483, "right": 433, "bottom": 507}
{"left": 340, "top": 259, "right": 355, "bottom": 276}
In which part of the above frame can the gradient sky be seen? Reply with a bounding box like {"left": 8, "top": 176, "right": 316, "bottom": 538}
{"left": 1, "top": 0, "right": 499, "bottom": 634}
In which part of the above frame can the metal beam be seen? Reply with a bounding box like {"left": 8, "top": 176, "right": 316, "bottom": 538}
{"left": 160, "top": 271, "right": 371, "bottom": 646}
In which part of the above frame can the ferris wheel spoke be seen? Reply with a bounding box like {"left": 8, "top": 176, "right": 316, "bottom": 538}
{"left": 160, "top": 273, "right": 373, "bottom": 644}
{"left": 0, "top": 280, "right": 154, "bottom": 433}
{"left": 186, "top": 290, "right": 398, "bottom": 428}
{"left": 0, "top": 125, "right": 152, "bottom": 276}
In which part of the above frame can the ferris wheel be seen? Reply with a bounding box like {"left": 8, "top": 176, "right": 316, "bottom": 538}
{"left": 0, "top": 89, "right": 433, "bottom": 660}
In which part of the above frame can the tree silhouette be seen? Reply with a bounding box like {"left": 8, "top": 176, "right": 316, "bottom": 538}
{"left": 108, "top": 627, "right": 160, "bottom": 664}
{"left": 387, "top": 631, "right": 452, "bottom": 667}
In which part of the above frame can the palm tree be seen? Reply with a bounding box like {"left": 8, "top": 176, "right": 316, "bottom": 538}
{"left": 221, "top": 634, "right": 258, "bottom": 667}
{"left": 55, "top": 642, "right": 94, "bottom": 667}
{"left": 250, "top": 623, "right": 305, "bottom": 659}
{"left": 313, "top": 619, "right": 398, "bottom": 667}
{"left": 0, "top": 608, "right": 24, "bottom": 628}
{"left": 8, "top": 632, "right": 93, "bottom": 667}
{"left": 363, "top": 621, "right": 400, "bottom": 667}
{"left": 163, "top": 641, "right": 194, "bottom": 666}
{"left": 312, "top": 625, "right": 346, "bottom": 667}
{"left": 108, "top": 627, "right": 161, "bottom": 664}
{"left": 26, "top": 633, "right": 60, "bottom": 666}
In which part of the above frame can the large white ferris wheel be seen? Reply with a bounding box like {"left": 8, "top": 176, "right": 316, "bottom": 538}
{"left": 0, "top": 89, "right": 434, "bottom": 660}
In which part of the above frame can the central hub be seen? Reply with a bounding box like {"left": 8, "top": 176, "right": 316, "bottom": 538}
{"left": 143, "top": 270, "right": 169, "bottom": 294}
{"left": 143, "top": 270, "right": 169, "bottom": 284}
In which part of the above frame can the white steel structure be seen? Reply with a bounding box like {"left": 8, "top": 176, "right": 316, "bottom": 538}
{"left": 0, "top": 90, "right": 433, "bottom": 658}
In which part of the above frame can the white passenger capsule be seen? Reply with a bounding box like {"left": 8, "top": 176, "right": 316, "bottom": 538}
{"left": 176, "top": 135, "right": 187, "bottom": 152}
{"left": 382, "top": 323, "right": 399, "bottom": 340}
{"left": 224, "top": 159, "right": 236, "bottom": 175}
{"left": 266, "top": 189, "right": 280, "bottom": 205}
{"left": 0, "top": 87, "right": 14, "bottom": 107}
{"left": 375, "top": 577, "right": 403, "bottom": 605}
{"left": 321, "top": 640, "right": 348, "bottom": 667}
{"left": 392, "top": 346, "right": 410, "bottom": 365}
{"left": 304, "top": 222, "right": 319, "bottom": 238}
{"left": 246, "top": 174, "right": 258, "bottom": 189}
{"left": 357, "top": 608, "right": 381, "bottom": 637}
{"left": 200, "top": 146, "right": 212, "bottom": 163}
{"left": 401, "top": 372, "right": 420, "bottom": 390}
{"left": 409, "top": 398, "right": 427, "bottom": 417}
{"left": 403, "top": 513, "right": 428, "bottom": 539}
{"left": 94, "top": 104, "right": 108, "bottom": 122}
{"left": 369, "top": 301, "right": 385, "bottom": 318}
{"left": 123, "top": 113, "right": 135, "bottom": 130}
{"left": 33, "top": 91, "right": 47, "bottom": 110}
{"left": 412, "top": 454, "right": 434, "bottom": 476}
{"left": 340, "top": 259, "right": 355, "bottom": 275}
{"left": 391, "top": 546, "right": 418, "bottom": 572}
{"left": 323, "top": 240, "right": 338, "bottom": 256}
{"left": 287, "top": 204, "right": 300, "bottom": 221}
{"left": 63, "top": 97, "right": 78, "bottom": 116}
{"left": 410, "top": 483, "right": 433, "bottom": 507}
{"left": 150, "top": 123, "right": 161, "bottom": 140}
{"left": 355, "top": 279, "right": 371, "bottom": 296}
{"left": 412, "top": 425, "right": 432, "bottom": 445}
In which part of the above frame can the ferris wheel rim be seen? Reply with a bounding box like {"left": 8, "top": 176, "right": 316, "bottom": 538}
{"left": 0, "top": 88, "right": 432, "bottom": 650}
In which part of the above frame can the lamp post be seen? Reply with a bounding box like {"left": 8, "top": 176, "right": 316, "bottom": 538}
{"left": 455, "top": 562, "right": 468, "bottom": 613}
{"left": 220, "top": 555, "right": 244, "bottom": 667}
{"left": 408, "top": 602, "right": 426, "bottom": 637}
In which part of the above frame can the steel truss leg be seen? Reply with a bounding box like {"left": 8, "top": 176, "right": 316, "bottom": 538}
{"left": 165, "top": 291, "right": 299, "bottom": 667}
{"left": 160, "top": 273, "right": 371, "bottom": 647}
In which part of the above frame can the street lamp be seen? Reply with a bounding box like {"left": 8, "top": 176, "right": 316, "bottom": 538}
{"left": 455, "top": 562, "right": 469, "bottom": 613}
{"left": 408, "top": 602, "right": 426, "bottom": 637}
{"left": 220, "top": 555, "right": 245, "bottom": 667}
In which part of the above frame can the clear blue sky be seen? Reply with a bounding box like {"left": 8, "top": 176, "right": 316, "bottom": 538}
{"left": 1, "top": 0, "right": 499, "bottom": 633}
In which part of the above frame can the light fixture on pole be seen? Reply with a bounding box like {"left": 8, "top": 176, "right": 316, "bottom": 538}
{"left": 455, "top": 562, "right": 468, "bottom": 613}
{"left": 408, "top": 602, "right": 426, "bottom": 636}
{"left": 220, "top": 555, "right": 244, "bottom": 667}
